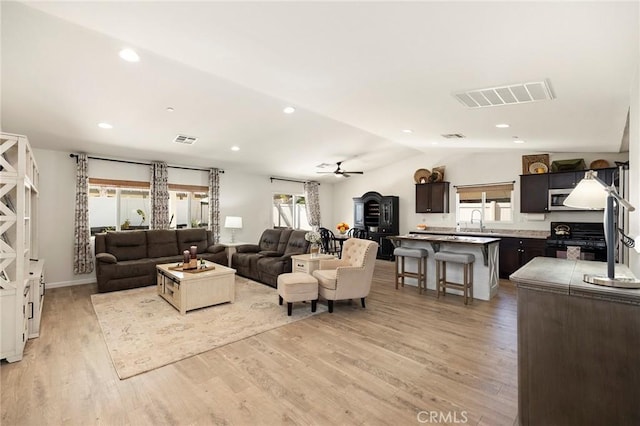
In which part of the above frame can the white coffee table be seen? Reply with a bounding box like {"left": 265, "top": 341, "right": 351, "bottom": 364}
{"left": 156, "top": 260, "right": 236, "bottom": 314}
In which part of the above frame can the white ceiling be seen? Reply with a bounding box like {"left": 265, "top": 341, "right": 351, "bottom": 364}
{"left": 1, "top": 1, "right": 638, "bottom": 180}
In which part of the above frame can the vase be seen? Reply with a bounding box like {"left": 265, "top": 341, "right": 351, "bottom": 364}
{"left": 310, "top": 243, "right": 320, "bottom": 258}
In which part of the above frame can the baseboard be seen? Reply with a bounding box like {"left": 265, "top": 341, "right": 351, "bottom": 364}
{"left": 46, "top": 278, "right": 96, "bottom": 289}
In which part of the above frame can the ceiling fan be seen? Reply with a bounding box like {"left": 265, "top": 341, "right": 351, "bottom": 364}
{"left": 317, "top": 161, "right": 364, "bottom": 178}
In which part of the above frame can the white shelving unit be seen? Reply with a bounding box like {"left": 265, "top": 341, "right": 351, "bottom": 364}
{"left": 0, "top": 132, "right": 41, "bottom": 362}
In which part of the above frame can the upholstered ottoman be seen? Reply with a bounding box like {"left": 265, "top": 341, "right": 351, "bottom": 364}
{"left": 277, "top": 272, "right": 319, "bottom": 316}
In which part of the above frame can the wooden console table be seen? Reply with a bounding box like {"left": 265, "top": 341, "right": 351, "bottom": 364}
{"left": 510, "top": 257, "right": 640, "bottom": 425}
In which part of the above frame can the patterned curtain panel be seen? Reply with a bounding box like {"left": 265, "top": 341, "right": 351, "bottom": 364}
{"left": 73, "top": 153, "right": 94, "bottom": 274}
{"left": 304, "top": 181, "right": 321, "bottom": 230}
{"left": 150, "top": 161, "right": 170, "bottom": 229}
{"left": 208, "top": 168, "right": 221, "bottom": 243}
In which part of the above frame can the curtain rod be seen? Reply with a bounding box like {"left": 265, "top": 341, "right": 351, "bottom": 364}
{"left": 69, "top": 153, "right": 224, "bottom": 173}
{"left": 270, "top": 176, "right": 320, "bottom": 185}
{"left": 454, "top": 180, "right": 515, "bottom": 188}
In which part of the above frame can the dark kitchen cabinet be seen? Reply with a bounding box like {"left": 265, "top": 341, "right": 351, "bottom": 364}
{"left": 415, "top": 182, "right": 450, "bottom": 213}
{"left": 520, "top": 174, "right": 549, "bottom": 213}
{"left": 548, "top": 167, "right": 618, "bottom": 189}
{"left": 499, "top": 237, "right": 547, "bottom": 278}
{"left": 594, "top": 167, "right": 618, "bottom": 186}
{"left": 548, "top": 171, "right": 579, "bottom": 189}
{"left": 353, "top": 191, "right": 399, "bottom": 260}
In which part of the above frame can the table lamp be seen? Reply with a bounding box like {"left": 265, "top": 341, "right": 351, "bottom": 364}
{"left": 563, "top": 170, "right": 640, "bottom": 288}
{"left": 224, "top": 216, "right": 243, "bottom": 243}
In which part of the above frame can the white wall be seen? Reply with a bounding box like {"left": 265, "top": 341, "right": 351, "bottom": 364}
{"left": 331, "top": 150, "right": 629, "bottom": 236}
{"left": 34, "top": 149, "right": 334, "bottom": 287}
{"left": 36, "top": 150, "right": 79, "bottom": 287}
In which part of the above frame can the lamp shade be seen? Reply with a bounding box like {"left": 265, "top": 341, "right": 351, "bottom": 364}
{"left": 224, "top": 216, "right": 243, "bottom": 229}
{"left": 563, "top": 174, "right": 607, "bottom": 210}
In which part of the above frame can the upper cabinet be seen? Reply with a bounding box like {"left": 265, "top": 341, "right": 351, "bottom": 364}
{"left": 520, "top": 167, "right": 619, "bottom": 213}
{"left": 549, "top": 168, "right": 618, "bottom": 189}
{"left": 415, "top": 182, "right": 450, "bottom": 213}
{"left": 520, "top": 174, "right": 549, "bottom": 213}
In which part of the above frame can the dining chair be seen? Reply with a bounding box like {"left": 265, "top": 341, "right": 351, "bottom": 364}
{"left": 347, "top": 228, "right": 367, "bottom": 239}
{"left": 319, "top": 227, "right": 340, "bottom": 256}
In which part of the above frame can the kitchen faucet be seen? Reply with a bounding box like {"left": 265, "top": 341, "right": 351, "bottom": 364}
{"left": 470, "top": 209, "right": 484, "bottom": 231}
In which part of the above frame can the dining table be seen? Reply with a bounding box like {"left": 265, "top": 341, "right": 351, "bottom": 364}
{"left": 333, "top": 233, "right": 349, "bottom": 257}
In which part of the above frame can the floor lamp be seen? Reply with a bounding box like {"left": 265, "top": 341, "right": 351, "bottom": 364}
{"left": 563, "top": 170, "right": 640, "bottom": 288}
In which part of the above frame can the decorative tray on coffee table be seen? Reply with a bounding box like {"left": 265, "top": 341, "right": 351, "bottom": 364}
{"left": 168, "top": 263, "right": 214, "bottom": 273}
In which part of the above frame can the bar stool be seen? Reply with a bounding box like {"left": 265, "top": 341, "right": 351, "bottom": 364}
{"left": 434, "top": 251, "right": 475, "bottom": 305}
{"left": 393, "top": 247, "right": 428, "bottom": 294}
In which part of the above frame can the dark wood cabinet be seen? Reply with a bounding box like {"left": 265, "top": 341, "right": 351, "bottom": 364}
{"left": 353, "top": 200, "right": 365, "bottom": 229}
{"left": 353, "top": 191, "right": 399, "bottom": 260}
{"left": 522, "top": 167, "right": 619, "bottom": 213}
{"left": 520, "top": 174, "right": 549, "bottom": 213}
{"left": 366, "top": 233, "right": 395, "bottom": 260}
{"left": 549, "top": 167, "right": 618, "bottom": 189}
{"left": 594, "top": 167, "right": 618, "bottom": 186}
{"left": 499, "top": 237, "right": 547, "bottom": 278}
{"left": 548, "top": 171, "right": 579, "bottom": 189}
{"left": 415, "top": 182, "right": 449, "bottom": 213}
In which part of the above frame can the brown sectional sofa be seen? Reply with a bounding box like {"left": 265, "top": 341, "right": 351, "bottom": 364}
{"left": 231, "top": 228, "right": 310, "bottom": 288}
{"left": 94, "top": 228, "right": 227, "bottom": 293}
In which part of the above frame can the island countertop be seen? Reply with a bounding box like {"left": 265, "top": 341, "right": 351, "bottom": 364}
{"left": 390, "top": 233, "right": 501, "bottom": 245}
{"left": 410, "top": 228, "right": 549, "bottom": 239}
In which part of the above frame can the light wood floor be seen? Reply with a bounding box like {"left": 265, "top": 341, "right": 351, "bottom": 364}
{"left": 1, "top": 261, "right": 518, "bottom": 425}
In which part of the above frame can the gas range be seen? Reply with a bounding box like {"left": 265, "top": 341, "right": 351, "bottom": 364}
{"left": 545, "top": 222, "right": 607, "bottom": 261}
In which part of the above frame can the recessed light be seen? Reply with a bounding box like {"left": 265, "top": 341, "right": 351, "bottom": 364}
{"left": 496, "top": 123, "right": 510, "bottom": 128}
{"left": 166, "top": 107, "right": 175, "bottom": 112}
{"left": 283, "top": 106, "right": 296, "bottom": 114}
{"left": 119, "top": 48, "right": 140, "bottom": 62}
{"left": 98, "top": 122, "right": 113, "bottom": 129}
{"left": 231, "top": 146, "right": 240, "bottom": 151}
{"left": 402, "top": 129, "right": 413, "bottom": 134}
{"left": 513, "top": 139, "right": 525, "bottom": 144}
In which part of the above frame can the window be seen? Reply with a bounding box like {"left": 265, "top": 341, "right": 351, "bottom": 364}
{"left": 88, "top": 179, "right": 150, "bottom": 235}
{"left": 168, "top": 185, "right": 208, "bottom": 229}
{"left": 456, "top": 182, "right": 514, "bottom": 227}
{"left": 272, "top": 193, "right": 311, "bottom": 230}
{"left": 88, "top": 179, "right": 209, "bottom": 234}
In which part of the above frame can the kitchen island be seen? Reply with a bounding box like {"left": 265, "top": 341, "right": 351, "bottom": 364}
{"left": 389, "top": 233, "right": 500, "bottom": 300}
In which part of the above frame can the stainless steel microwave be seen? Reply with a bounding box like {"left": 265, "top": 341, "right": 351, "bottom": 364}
{"left": 548, "top": 188, "right": 578, "bottom": 210}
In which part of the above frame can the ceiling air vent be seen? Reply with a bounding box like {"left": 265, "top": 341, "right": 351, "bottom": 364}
{"left": 173, "top": 134, "right": 197, "bottom": 145}
{"left": 453, "top": 79, "right": 554, "bottom": 108}
{"left": 441, "top": 133, "right": 466, "bottom": 139}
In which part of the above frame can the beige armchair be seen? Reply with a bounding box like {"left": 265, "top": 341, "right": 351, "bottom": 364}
{"left": 312, "top": 238, "right": 379, "bottom": 313}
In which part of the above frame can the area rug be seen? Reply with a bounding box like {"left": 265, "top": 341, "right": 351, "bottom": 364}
{"left": 91, "top": 277, "right": 326, "bottom": 379}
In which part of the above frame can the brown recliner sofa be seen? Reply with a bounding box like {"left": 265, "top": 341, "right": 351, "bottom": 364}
{"left": 94, "top": 228, "right": 227, "bottom": 293}
{"left": 232, "top": 228, "right": 310, "bottom": 287}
